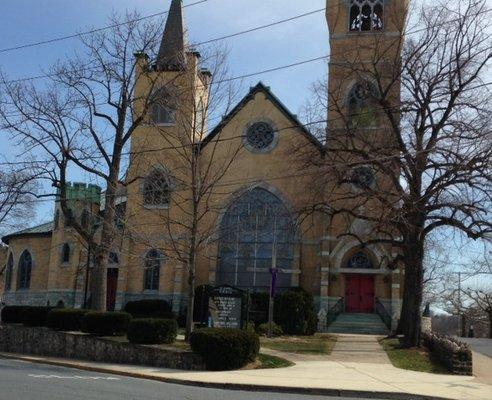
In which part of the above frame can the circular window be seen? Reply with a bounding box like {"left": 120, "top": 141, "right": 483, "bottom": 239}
{"left": 245, "top": 122, "right": 276, "bottom": 151}
{"left": 351, "top": 166, "right": 375, "bottom": 189}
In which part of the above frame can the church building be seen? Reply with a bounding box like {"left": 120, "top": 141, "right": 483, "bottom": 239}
{"left": 1, "top": 0, "right": 407, "bottom": 332}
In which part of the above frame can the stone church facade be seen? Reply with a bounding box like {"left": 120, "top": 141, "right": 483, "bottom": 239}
{"left": 1, "top": 0, "right": 407, "bottom": 330}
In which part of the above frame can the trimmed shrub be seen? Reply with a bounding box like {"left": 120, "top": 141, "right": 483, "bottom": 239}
{"left": 1, "top": 306, "right": 28, "bottom": 324}
{"left": 127, "top": 318, "right": 178, "bottom": 344}
{"left": 22, "top": 306, "right": 54, "bottom": 327}
{"left": 247, "top": 292, "right": 269, "bottom": 326}
{"left": 274, "top": 288, "right": 318, "bottom": 335}
{"left": 256, "top": 322, "right": 283, "bottom": 337}
{"left": 47, "top": 309, "right": 89, "bottom": 331}
{"left": 81, "top": 311, "right": 131, "bottom": 336}
{"left": 190, "top": 328, "right": 260, "bottom": 370}
{"left": 124, "top": 299, "right": 174, "bottom": 319}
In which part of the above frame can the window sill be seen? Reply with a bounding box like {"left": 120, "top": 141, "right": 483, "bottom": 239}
{"left": 60, "top": 262, "right": 70, "bottom": 268}
{"left": 156, "top": 122, "right": 176, "bottom": 127}
{"left": 143, "top": 204, "right": 170, "bottom": 210}
{"left": 143, "top": 289, "right": 160, "bottom": 294}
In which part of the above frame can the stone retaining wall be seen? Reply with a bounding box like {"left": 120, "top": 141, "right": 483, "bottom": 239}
{"left": 422, "top": 331, "right": 472, "bottom": 375}
{"left": 0, "top": 324, "right": 205, "bottom": 370}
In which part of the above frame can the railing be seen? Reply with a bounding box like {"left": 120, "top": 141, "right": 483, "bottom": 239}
{"left": 375, "top": 297, "right": 392, "bottom": 330}
{"left": 326, "top": 297, "right": 344, "bottom": 327}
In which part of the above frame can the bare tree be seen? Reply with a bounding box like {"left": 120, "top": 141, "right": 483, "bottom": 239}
{"left": 300, "top": 0, "right": 492, "bottom": 346}
{"left": 122, "top": 42, "right": 243, "bottom": 339}
{"left": 0, "top": 12, "right": 165, "bottom": 310}
{"left": 0, "top": 166, "right": 38, "bottom": 236}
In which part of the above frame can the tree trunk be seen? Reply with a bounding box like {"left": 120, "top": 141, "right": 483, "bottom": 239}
{"left": 400, "top": 241, "right": 424, "bottom": 347}
{"left": 460, "top": 314, "right": 467, "bottom": 338}
{"left": 185, "top": 262, "right": 195, "bottom": 342}
{"left": 489, "top": 312, "right": 492, "bottom": 339}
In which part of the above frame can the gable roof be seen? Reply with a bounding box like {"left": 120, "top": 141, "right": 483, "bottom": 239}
{"left": 2, "top": 221, "right": 53, "bottom": 245}
{"left": 201, "top": 82, "right": 325, "bottom": 152}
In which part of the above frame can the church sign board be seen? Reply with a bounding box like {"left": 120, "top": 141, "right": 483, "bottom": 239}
{"left": 208, "top": 286, "right": 243, "bottom": 329}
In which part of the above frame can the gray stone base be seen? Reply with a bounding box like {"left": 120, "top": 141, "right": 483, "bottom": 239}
{"left": 0, "top": 325, "right": 205, "bottom": 370}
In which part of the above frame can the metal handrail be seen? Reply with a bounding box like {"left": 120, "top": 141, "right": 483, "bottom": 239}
{"left": 375, "top": 297, "right": 392, "bottom": 330}
{"left": 326, "top": 297, "right": 344, "bottom": 327}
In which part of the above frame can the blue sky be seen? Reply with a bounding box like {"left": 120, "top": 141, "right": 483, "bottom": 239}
{"left": 0, "top": 0, "right": 489, "bottom": 269}
{"left": 0, "top": 0, "right": 327, "bottom": 223}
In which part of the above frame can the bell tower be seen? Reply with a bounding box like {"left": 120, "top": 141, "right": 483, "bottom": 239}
{"left": 325, "top": 0, "right": 408, "bottom": 139}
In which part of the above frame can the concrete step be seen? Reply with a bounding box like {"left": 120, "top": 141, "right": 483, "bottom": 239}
{"left": 327, "top": 313, "right": 389, "bottom": 335}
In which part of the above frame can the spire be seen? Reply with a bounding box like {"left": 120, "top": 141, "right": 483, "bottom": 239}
{"left": 157, "top": 0, "right": 188, "bottom": 70}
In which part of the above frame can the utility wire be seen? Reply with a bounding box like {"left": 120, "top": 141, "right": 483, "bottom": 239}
{"left": 0, "top": 0, "right": 210, "bottom": 54}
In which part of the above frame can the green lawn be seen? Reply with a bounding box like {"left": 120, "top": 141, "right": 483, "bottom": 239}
{"left": 257, "top": 353, "right": 295, "bottom": 369}
{"left": 261, "top": 334, "right": 337, "bottom": 355}
{"left": 380, "top": 338, "right": 450, "bottom": 374}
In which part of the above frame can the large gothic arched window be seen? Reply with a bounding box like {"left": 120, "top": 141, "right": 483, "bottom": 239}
{"left": 5, "top": 253, "right": 13, "bottom": 291}
{"left": 143, "top": 170, "right": 171, "bottom": 207}
{"left": 347, "top": 81, "right": 379, "bottom": 128}
{"left": 18, "top": 250, "right": 32, "bottom": 290}
{"left": 217, "top": 188, "right": 296, "bottom": 291}
{"left": 349, "top": 0, "right": 384, "bottom": 32}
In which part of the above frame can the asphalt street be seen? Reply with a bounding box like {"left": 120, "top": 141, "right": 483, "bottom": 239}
{"left": 0, "top": 356, "right": 379, "bottom": 400}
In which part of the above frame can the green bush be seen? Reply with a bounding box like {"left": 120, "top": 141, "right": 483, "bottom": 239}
{"left": 127, "top": 318, "right": 177, "bottom": 344}
{"left": 1, "top": 306, "right": 28, "bottom": 324}
{"left": 81, "top": 311, "right": 131, "bottom": 336}
{"left": 0, "top": 306, "right": 53, "bottom": 326}
{"left": 190, "top": 328, "right": 260, "bottom": 370}
{"left": 256, "top": 322, "right": 283, "bottom": 337}
{"left": 22, "top": 306, "right": 54, "bottom": 327}
{"left": 247, "top": 292, "right": 269, "bottom": 325}
{"left": 274, "top": 288, "right": 318, "bottom": 335}
{"left": 124, "top": 299, "right": 174, "bottom": 319}
{"left": 47, "top": 309, "right": 89, "bottom": 331}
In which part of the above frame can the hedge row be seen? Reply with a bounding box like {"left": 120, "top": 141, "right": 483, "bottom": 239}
{"left": 127, "top": 318, "right": 177, "bottom": 344}
{"left": 421, "top": 332, "right": 473, "bottom": 375}
{"left": 81, "top": 312, "right": 131, "bottom": 336}
{"left": 47, "top": 309, "right": 89, "bottom": 331}
{"left": 1, "top": 305, "right": 53, "bottom": 326}
{"left": 124, "top": 299, "right": 174, "bottom": 320}
{"left": 190, "top": 328, "right": 259, "bottom": 370}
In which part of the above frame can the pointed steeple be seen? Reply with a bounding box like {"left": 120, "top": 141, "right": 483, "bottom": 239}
{"left": 157, "top": 0, "right": 188, "bottom": 70}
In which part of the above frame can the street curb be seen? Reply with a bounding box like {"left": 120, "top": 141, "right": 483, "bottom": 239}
{"left": 0, "top": 352, "right": 453, "bottom": 400}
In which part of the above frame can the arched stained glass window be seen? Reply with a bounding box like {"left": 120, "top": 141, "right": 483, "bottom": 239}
{"left": 5, "top": 253, "right": 13, "bottom": 291}
{"left": 144, "top": 249, "right": 163, "bottom": 291}
{"left": 349, "top": 0, "right": 384, "bottom": 32}
{"left": 18, "top": 250, "right": 32, "bottom": 289}
{"left": 143, "top": 170, "right": 171, "bottom": 207}
{"left": 109, "top": 252, "right": 119, "bottom": 265}
{"left": 347, "top": 251, "right": 373, "bottom": 269}
{"left": 347, "top": 81, "right": 379, "bottom": 128}
{"left": 217, "top": 188, "right": 296, "bottom": 291}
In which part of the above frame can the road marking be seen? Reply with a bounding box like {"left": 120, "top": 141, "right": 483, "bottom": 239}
{"left": 29, "top": 374, "right": 120, "bottom": 381}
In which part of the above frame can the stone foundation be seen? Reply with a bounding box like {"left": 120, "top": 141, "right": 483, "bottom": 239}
{"left": 0, "top": 325, "right": 205, "bottom": 370}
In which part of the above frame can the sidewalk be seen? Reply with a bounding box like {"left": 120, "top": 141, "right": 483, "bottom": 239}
{"left": 2, "top": 343, "right": 491, "bottom": 400}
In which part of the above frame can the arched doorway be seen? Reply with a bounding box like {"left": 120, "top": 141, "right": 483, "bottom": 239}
{"left": 216, "top": 187, "right": 296, "bottom": 291}
{"left": 343, "top": 251, "right": 375, "bottom": 313}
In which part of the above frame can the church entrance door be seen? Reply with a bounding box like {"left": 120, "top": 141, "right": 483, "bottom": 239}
{"left": 345, "top": 275, "right": 374, "bottom": 313}
{"left": 106, "top": 268, "right": 119, "bottom": 311}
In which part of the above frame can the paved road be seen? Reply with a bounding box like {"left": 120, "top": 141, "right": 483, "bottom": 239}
{"left": 457, "top": 338, "right": 492, "bottom": 357}
{"left": 0, "top": 357, "right": 378, "bottom": 400}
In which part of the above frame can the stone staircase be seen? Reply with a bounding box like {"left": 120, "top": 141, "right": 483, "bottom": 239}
{"left": 327, "top": 313, "right": 389, "bottom": 335}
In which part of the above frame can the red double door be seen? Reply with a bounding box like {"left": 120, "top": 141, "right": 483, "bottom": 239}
{"left": 345, "top": 275, "right": 374, "bottom": 313}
